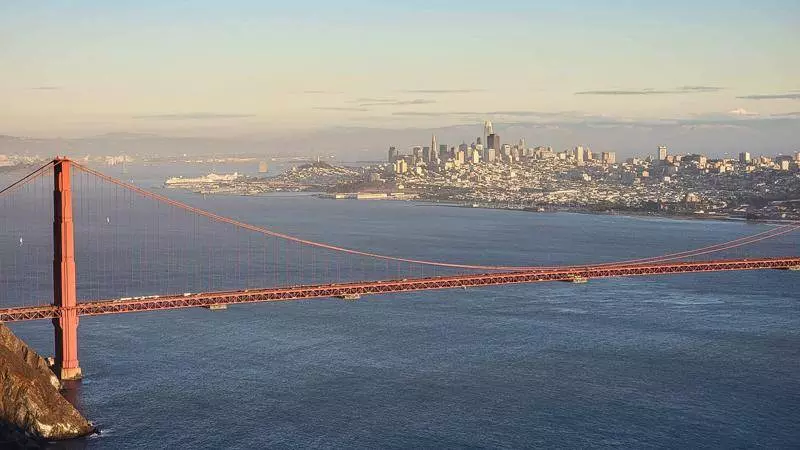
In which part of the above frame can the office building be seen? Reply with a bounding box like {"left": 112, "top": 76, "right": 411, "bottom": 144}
{"left": 455, "top": 150, "right": 465, "bottom": 165}
{"left": 422, "top": 146, "right": 431, "bottom": 162}
{"left": 439, "top": 144, "right": 449, "bottom": 161}
{"left": 658, "top": 146, "right": 668, "bottom": 161}
{"left": 484, "top": 147, "right": 496, "bottom": 163}
{"left": 471, "top": 149, "right": 481, "bottom": 164}
{"left": 739, "top": 152, "right": 751, "bottom": 164}
{"left": 487, "top": 134, "right": 500, "bottom": 152}
{"left": 388, "top": 146, "right": 398, "bottom": 163}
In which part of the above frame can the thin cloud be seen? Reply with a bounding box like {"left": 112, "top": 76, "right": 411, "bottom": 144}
{"left": 30, "top": 86, "right": 61, "bottom": 90}
{"left": 736, "top": 93, "right": 800, "bottom": 100}
{"left": 313, "top": 106, "right": 370, "bottom": 112}
{"left": 677, "top": 85, "right": 724, "bottom": 93}
{"left": 576, "top": 89, "right": 671, "bottom": 95}
{"left": 359, "top": 98, "right": 436, "bottom": 107}
{"left": 392, "top": 110, "right": 580, "bottom": 118}
{"left": 484, "top": 110, "right": 582, "bottom": 118}
{"left": 133, "top": 113, "right": 256, "bottom": 120}
{"left": 576, "top": 86, "right": 724, "bottom": 96}
{"left": 356, "top": 97, "right": 395, "bottom": 103}
{"left": 399, "top": 89, "right": 484, "bottom": 94}
{"left": 303, "top": 90, "right": 343, "bottom": 95}
{"left": 392, "top": 111, "right": 457, "bottom": 117}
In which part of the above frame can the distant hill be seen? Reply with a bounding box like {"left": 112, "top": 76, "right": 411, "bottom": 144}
{"left": 1, "top": 117, "right": 798, "bottom": 160}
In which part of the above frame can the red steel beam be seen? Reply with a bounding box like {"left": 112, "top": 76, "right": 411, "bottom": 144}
{"left": 1, "top": 257, "right": 798, "bottom": 323}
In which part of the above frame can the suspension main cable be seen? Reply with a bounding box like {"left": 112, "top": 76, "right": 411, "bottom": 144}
{"left": 0, "top": 161, "right": 55, "bottom": 198}
{"left": 71, "top": 161, "right": 798, "bottom": 271}
{"left": 593, "top": 223, "right": 799, "bottom": 267}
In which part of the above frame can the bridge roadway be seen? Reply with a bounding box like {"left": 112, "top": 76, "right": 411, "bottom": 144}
{"left": 2, "top": 257, "right": 799, "bottom": 323}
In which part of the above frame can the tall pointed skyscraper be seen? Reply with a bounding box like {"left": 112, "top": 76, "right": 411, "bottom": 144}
{"left": 431, "top": 135, "right": 439, "bottom": 164}
{"left": 484, "top": 120, "right": 494, "bottom": 137}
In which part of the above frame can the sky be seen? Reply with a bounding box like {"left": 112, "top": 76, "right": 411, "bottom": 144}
{"left": 1, "top": 0, "right": 798, "bottom": 154}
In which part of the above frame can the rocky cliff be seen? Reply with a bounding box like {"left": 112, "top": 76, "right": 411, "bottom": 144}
{"left": 0, "top": 324, "right": 95, "bottom": 441}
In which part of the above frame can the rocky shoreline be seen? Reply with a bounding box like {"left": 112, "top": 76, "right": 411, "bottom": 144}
{"left": 0, "top": 324, "right": 96, "bottom": 444}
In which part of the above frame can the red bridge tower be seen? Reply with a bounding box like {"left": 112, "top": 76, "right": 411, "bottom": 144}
{"left": 53, "top": 157, "right": 81, "bottom": 380}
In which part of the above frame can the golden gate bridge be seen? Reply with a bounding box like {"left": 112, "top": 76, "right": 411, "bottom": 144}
{"left": 0, "top": 158, "right": 798, "bottom": 380}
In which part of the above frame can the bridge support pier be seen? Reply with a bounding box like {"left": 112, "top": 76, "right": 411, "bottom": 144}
{"left": 53, "top": 158, "right": 81, "bottom": 380}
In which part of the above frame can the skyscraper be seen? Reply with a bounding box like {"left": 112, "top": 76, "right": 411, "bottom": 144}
{"left": 485, "top": 120, "right": 494, "bottom": 135}
{"left": 388, "top": 146, "right": 397, "bottom": 163}
{"left": 739, "top": 152, "right": 751, "bottom": 163}
{"left": 601, "top": 152, "right": 616, "bottom": 164}
{"left": 575, "top": 146, "right": 584, "bottom": 163}
{"left": 484, "top": 120, "right": 493, "bottom": 148}
{"left": 471, "top": 149, "right": 481, "bottom": 164}
{"left": 658, "top": 146, "right": 668, "bottom": 160}
{"left": 428, "top": 137, "right": 440, "bottom": 166}
{"left": 455, "top": 150, "right": 465, "bottom": 165}
{"left": 439, "top": 144, "right": 449, "bottom": 161}
{"left": 487, "top": 134, "right": 500, "bottom": 151}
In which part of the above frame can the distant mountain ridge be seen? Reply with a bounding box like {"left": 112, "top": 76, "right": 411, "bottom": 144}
{"left": 1, "top": 118, "right": 798, "bottom": 160}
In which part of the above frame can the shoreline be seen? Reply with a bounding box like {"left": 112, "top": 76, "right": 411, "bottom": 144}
{"left": 403, "top": 198, "right": 796, "bottom": 226}
{"left": 171, "top": 187, "right": 796, "bottom": 226}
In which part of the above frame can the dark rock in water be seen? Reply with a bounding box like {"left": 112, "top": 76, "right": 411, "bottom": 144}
{"left": 0, "top": 420, "right": 45, "bottom": 449}
{"left": 0, "top": 324, "right": 94, "bottom": 441}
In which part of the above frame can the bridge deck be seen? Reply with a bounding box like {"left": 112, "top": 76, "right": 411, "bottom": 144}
{"left": 2, "top": 257, "right": 798, "bottom": 322}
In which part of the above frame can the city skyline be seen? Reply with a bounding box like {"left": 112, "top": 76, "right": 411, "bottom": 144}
{"left": 1, "top": 0, "right": 798, "bottom": 153}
